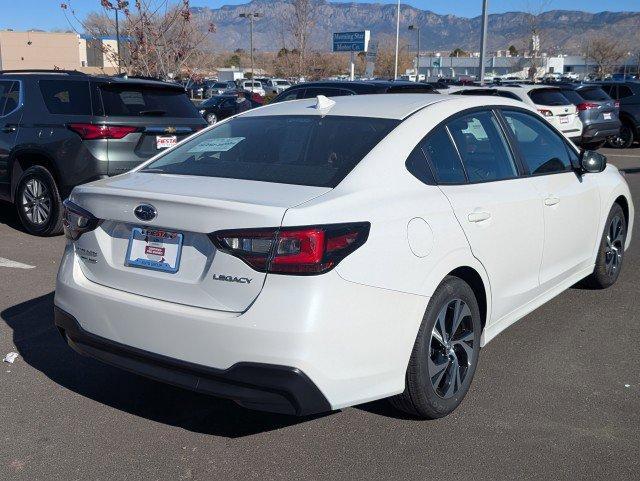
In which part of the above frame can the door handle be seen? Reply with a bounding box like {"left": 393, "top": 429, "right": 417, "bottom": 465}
{"left": 468, "top": 211, "right": 492, "bottom": 223}
{"left": 544, "top": 196, "right": 560, "bottom": 206}
{"left": 1, "top": 125, "right": 17, "bottom": 133}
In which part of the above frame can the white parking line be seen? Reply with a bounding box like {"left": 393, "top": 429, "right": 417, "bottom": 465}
{"left": 606, "top": 154, "right": 640, "bottom": 158}
{"left": 0, "top": 257, "right": 35, "bottom": 269}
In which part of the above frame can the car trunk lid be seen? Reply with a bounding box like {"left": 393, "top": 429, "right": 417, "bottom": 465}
{"left": 70, "top": 172, "right": 331, "bottom": 312}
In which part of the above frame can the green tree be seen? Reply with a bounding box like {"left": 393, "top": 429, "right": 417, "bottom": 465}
{"left": 508, "top": 45, "right": 518, "bottom": 57}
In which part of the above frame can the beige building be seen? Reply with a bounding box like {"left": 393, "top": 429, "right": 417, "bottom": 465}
{"left": 0, "top": 30, "right": 119, "bottom": 74}
{"left": 0, "top": 30, "right": 81, "bottom": 70}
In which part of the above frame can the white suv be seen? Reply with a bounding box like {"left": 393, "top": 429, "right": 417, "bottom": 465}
{"left": 55, "top": 94, "right": 633, "bottom": 418}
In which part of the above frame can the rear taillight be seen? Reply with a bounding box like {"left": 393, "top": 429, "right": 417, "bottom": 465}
{"left": 538, "top": 109, "right": 553, "bottom": 117}
{"left": 577, "top": 102, "right": 599, "bottom": 111}
{"left": 68, "top": 123, "right": 138, "bottom": 140}
{"left": 614, "top": 101, "right": 620, "bottom": 109}
{"left": 62, "top": 200, "right": 102, "bottom": 241}
{"left": 209, "top": 223, "right": 370, "bottom": 275}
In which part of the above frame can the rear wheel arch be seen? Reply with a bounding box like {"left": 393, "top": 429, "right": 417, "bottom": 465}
{"left": 447, "top": 266, "right": 488, "bottom": 331}
{"left": 618, "top": 112, "right": 638, "bottom": 135}
{"left": 615, "top": 195, "right": 630, "bottom": 227}
{"left": 10, "top": 150, "right": 61, "bottom": 202}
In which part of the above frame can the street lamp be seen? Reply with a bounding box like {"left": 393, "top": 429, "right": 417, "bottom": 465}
{"left": 394, "top": 0, "right": 400, "bottom": 79}
{"left": 239, "top": 12, "right": 262, "bottom": 92}
{"left": 107, "top": 1, "right": 129, "bottom": 74}
{"left": 408, "top": 25, "right": 420, "bottom": 81}
{"left": 478, "top": 0, "right": 489, "bottom": 85}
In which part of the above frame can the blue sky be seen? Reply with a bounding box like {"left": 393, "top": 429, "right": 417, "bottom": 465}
{"left": 3, "top": 0, "right": 639, "bottom": 31}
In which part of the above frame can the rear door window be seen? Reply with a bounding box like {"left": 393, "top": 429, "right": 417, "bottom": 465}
{"left": 420, "top": 126, "right": 466, "bottom": 184}
{"left": 502, "top": 110, "right": 572, "bottom": 175}
{"left": 0, "top": 81, "right": 15, "bottom": 115}
{"left": 559, "top": 89, "right": 585, "bottom": 105}
{"left": 39, "top": 80, "right": 92, "bottom": 115}
{"left": 142, "top": 115, "right": 399, "bottom": 188}
{"left": 446, "top": 111, "right": 518, "bottom": 183}
{"left": 617, "top": 85, "right": 634, "bottom": 99}
{"left": 99, "top": 84, "right": 199, "bottom": 118}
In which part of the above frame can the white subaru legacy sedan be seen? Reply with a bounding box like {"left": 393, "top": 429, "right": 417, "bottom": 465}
{"left": 55, "top": 94, "right": 633, "bottom": 419}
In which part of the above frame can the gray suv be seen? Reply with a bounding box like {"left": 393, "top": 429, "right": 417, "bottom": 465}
{"left": 0, "top": 70, "right": 206, "bottom": 235}
{"left": 557, "top": 84, "right": 621, "bottom": 149}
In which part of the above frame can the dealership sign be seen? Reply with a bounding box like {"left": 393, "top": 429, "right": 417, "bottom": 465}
{"left": 332, "top": 31, "right": 371, "bottom": 52}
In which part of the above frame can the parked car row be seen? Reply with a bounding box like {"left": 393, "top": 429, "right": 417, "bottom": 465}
{"left": 430, "top": 83, "right": 631, "bottom": 149}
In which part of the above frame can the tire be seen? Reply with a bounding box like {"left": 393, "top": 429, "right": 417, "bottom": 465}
{"left": 583, "top": 203, "right": 627, "bottom": 289}
{"left": 205, "top": 113, "right": 217, "bottom": 124}
{"left": 15, "top": 165, "right": 63, "bottom": 236}
{"left": 606, "top": 122, "right": 635, "bottom": 149}
{"left": 390, "top": 276, "right": 482, "bottom": 419}
{"left": 582, "top": 140, "right": 605, "bottom": 150}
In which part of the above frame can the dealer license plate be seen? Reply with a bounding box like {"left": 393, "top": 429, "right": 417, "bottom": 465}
{"left": 156, "top": 135, "right": 177, "bottom": 149}
{"left": 125, "top": 227, "right": 183, "bottom": 273}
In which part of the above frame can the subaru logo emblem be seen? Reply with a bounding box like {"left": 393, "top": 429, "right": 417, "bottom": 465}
{"left": 134, "top": 204, "right": 157, "bottom": 221}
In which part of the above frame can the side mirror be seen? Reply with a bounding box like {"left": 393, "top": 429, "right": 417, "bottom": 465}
{"left": 580, "top": 150, "right": 607, "bottom": 173}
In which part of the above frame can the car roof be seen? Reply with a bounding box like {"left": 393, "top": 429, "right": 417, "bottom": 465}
{"left": 238, "top": 93, "right": 526, "bottom": 120}
{"left": 287, "top": 80, "right": 431, "bottom": 90}
{"left": 0, "top": 70, "right": 183, "bottom": 90}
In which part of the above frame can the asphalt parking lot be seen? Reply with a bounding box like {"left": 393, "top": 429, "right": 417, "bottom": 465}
{"left": 1, "top": 148, "right": 639, "bottom": 481}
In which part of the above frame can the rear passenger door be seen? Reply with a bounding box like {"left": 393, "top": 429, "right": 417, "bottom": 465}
{"left": 0, "top": 81, "right": 22, "bottom": 197}
{"left": 435, "top": 109, "right": 545, "bottom": 323}
{"left": 500, "top": 109, "right": 601, "bottom": 285}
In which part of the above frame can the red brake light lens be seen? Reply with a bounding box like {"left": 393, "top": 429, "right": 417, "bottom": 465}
{"left": 537, "top": 109, "right": 553, "bottom": 117}
{"left": 577, "top": 102, "right": 599, "bottom": 111}
{"left": 210, "top": 223, "right": 370, "bottom": 275}
{"left": 68, "top": 123, "right": 138, "bottom": 140}
{"left": 614, "top": 101, "right": 620, "bottom": 109}
{"left": 62, "top": 199, "right": 102, "bottom": 241}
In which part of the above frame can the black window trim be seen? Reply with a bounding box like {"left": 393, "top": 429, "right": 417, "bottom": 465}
{"left": 411, "top": 106, "right": 525, "bottom": 186}
{"left": 0, "top": 80, "right": 23, "bottom": 118}
{"left": 496, "top": 106, "right": 580, "bottom": 178}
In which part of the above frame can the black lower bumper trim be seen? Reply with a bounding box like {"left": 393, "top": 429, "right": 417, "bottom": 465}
{"left": 54, "top": 306, "right": 331, "bottom": 416}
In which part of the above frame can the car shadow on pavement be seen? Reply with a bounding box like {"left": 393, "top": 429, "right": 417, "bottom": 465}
{"left": 1, "top": 292, "right": 327, "bottom": 438}
{"left": 621, "top": 167, "right": 640, "bottom": 174}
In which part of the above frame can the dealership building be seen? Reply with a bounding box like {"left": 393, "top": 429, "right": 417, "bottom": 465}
{"left": 414, "top": 54, "right": 639, "bottom": 80}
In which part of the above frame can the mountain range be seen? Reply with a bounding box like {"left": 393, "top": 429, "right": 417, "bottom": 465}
{"left": 193, "top": 0, "right": 640, "bottom": 54}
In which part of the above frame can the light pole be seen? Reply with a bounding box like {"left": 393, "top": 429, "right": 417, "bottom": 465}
{"left": 110, "top": 1, "right": 129, "bottom": 74}
{"left": 394, "top": 0, "right": 400, "bottom": 79}
{"left": 408, "top": 24, "right": 420, "bottom": 81}
{"left": 239, "top": 12, "right": 261, "bottom": 92}
{"left": 478, "top": 0, "right": 489, "bottom": 85}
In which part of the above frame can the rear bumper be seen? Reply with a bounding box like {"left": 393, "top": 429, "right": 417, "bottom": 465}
{"left": 55, "top": 244, "right": 428, "bottom": 412}
{"left": 54, "top": 306, "right": 330, "bottom": 416}
{"left": 581, "top": 120, "right": 622, "bottom": 142}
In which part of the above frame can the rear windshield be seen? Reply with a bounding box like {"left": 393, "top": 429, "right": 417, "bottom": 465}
{"left": 529, "top": 89, "right": 571, "bottom": 106}
{"left": 142, "top": 115, "right": 399, "bottom": 187}
{"left": 576, "top": 87, "right": 611, "bottom": 101}
{"left": 559, "top": 89, "right": 585, "bottom": 105}
{"left": 99, "top": 84, "right": 199, "bottom": 118}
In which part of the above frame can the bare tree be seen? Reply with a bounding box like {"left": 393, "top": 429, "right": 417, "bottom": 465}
{"left": 61, "top": 0, "right": 215, "bottom": 80}
{"left": 584, "top": 36, "right": 629, "bottom": 76}
{"left": 285, "top": 0, "right": 318, "bottom": 78}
